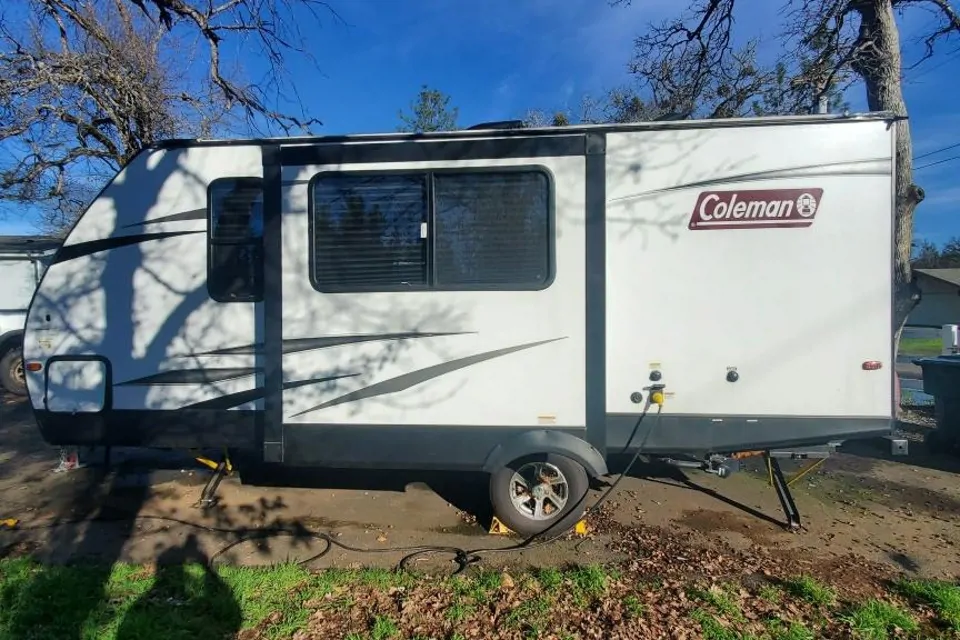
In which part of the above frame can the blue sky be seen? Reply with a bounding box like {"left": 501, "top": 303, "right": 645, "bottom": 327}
{"left": 1, "top": 0, "right": 957, "bottom": 244}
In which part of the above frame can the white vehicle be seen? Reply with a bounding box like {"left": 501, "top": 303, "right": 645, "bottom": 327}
{"left": 0, "top": 236, "right": 59, "bottom": 395}
{"left": 21, "top": 112, "right": 897, "bottom": 534}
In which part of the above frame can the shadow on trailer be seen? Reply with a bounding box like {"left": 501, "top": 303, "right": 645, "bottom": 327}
{"left": 20, "top": 112, "right": 901, "bottom": 542}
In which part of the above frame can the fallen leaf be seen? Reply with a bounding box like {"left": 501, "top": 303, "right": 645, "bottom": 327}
{"left": 501, "top": 572, "right": 515, "bottom": 589}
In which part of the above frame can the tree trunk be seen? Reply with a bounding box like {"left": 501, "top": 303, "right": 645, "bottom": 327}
{"left": 850, "top": 0, "right": 923, "bottom": 415}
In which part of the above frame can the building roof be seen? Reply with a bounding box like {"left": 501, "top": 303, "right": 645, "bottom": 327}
{"left": 0, "top": 235, "right": 61, "bottom": 254}
{"left": 916, "top": 268, "right": 960, "bottom": 288}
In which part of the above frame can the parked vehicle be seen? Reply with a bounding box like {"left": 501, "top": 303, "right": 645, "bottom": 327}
{"left": 21, "top": 112, "right": 898, "bottom": 534}
{"left": 0, "top": 236, "right": 59, "bottom": 395}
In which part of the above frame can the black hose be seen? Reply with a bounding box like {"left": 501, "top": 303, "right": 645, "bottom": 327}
{"left": 3, "top": 406, "right": 664, "bottom": 575}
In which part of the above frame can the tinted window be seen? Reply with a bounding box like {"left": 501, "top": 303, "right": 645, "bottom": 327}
{"left": 434, "top": 171, "right": 550, "bottom": 286}
{"left": 312, "top": 174, "right": 427, "bottom": 290}
{"left": 309, "top": 169, "right": 552, "bottom": 292}
{"left": 208, "top": 177, "right": 264, "bottom": 302}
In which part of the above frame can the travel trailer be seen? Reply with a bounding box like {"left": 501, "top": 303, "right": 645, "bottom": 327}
{"left": 21, "top": 112, "right": 897, "bottom": 535}
{"left": 0, "top": 235, "right": 60, "bottom": 395}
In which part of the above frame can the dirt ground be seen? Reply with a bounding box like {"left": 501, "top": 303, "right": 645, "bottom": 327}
{"left": 2, "top": 393, "right": 959, "bottom": 582}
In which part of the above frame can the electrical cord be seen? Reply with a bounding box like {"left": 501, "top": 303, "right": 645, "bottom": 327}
{"left": 2, "top": 404, "right": 664, "bottom": 575}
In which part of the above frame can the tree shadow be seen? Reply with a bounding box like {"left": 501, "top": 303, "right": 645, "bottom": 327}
{"left": 606, "top": 453, "right": 786, "bottom": 528}
{"left": 114, "top": 533, "right": 241, "bottom": 640}
{"left": 239, "top": 463, "right": 493, "bottom": 530}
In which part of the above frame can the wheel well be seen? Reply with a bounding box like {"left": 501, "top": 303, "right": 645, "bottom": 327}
{"left": 482, "top": 430, "right": 609, "bottom": 478}
{"left": 0, "top": 331, "right": 23, "bottom": 357}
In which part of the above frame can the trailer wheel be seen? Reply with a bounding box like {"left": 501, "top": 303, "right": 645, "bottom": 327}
{"left": 0, "top": 347, "right": 26, "bottom": 396}
{"left": 489, "top": 453, "right": 589, "bottom": 537}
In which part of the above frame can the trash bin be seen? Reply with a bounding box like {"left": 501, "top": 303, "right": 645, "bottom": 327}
{"left": 913, "top": 355, "right": 960, "bottom": 452}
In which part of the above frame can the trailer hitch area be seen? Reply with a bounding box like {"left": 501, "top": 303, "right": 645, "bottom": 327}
{"left": 660, "top": 454, "right": 738, "bottom": 478}
{"left": 705, "top": 454, "right": 739, "bottom": 478}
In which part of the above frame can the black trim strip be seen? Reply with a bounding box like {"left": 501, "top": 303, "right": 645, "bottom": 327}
{"left": 182, "top": 373, "right": 360, "bottom": 410}
{"left": 30, "top": 408, "right": 891, "bottom": 464}
{"left": 190, "top": 332, "right": 475, "bottom": 356}
{"left": 123, "top": 209, "right": 206, "bottom": 228}
{"left": 53, "top": 230, "right": 203, "bottom": 264}
{"left": 280, "top": 135, "right": 586, "bottom": 166}
{"left": 291, "top": 337, "right": 567, "bottom": 418}
{"left": 262, "top": 144, "right": 283, "bottom": 462}
{"left": 606, "top": 413, "right": 892, "bottom": 455}
{"left": 584, "top": 133, "right": 607, "bottom": 453}
{"left": 152, "top": 112, "right": 898, "bottom": 152}
{"left": 116, "top": 368, "right": 257, "bottom": 386}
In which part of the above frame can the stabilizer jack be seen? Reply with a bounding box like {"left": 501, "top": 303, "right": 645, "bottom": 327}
{"left": 193, "top": 450, "right": 233, "bottom": 510}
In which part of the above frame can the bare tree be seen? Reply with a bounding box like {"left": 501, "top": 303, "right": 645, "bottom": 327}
{"left": 0, "top": 0, "right": 337, "bottom": 231}
{"left": 613, "top": 0, "right": 960, "bottom": 347}
{"left": 523, "top": 87, "right": 664, "bottom": 128}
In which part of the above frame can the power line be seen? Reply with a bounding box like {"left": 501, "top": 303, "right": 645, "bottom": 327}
{"left": 915, "top": 141, "right": 960, "bottom": 161}
{"left": 905, "top": 49, "right": 960, "bottom": 83}
{"left": 916, "top": 154, "right": 960, "bottom": 171}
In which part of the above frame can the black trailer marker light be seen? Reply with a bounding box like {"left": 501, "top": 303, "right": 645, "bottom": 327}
{"left": 862, "top": 360, "right": 883, "bottom": 370}
{"left": 25, "top": 361, "right": 42, "bottom": 372}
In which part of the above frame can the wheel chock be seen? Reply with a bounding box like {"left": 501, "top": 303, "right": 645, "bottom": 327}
{"left": 487, "top": 517, "right": 590, "bottom": 537}
{"left": 488, "top": 516, "right": 514, "bottom": 535}
{"left": 1, "top": 518, "right": 18, "bottom": 530}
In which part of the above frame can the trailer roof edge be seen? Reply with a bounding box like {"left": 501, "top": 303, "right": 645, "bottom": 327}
{"left": 150, "top": 111, "right": 902, "bottom": 152}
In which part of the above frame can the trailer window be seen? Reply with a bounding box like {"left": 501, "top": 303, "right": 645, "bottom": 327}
{"left": 207, "top": 177, "right": 264, "bottom": 303}
{"left": 309, "top": 168, "right": 552, "bottom": 292}
{"left": 434, "top": 171, "right": 550, "bottom": 287}
{"left": 312, "top": 174, "right": 428, "bottom": 291}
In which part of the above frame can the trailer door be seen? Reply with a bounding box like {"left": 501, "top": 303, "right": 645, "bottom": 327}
{"left": 262, "top": 135, "right": 591, "bottom": 467}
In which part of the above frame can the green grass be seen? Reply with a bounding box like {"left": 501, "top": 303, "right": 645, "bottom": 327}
{"left": 504, "top": 596, "right": 551, "bottom": 638}
{"left": 894, "top": 578, "right": 960, "bottom": 631}
{"left": 567, "top": 564, "right": 609, "bottom": 605}
{"left": 758, "top": 584, "right": 782, "bottom": 604}
{"left": 842, "top": 599, "right": 919, "bottom": 639}
{"left": 690, "top": 583, "right": 745, "bottom": 623}
{"left": 623, "top": 594, "right": 645, "bottom": 618}
{"left": 782, "top": 575, "right": 836, "bottom": 607}
{"left": 444, "top": 600, "right": 473, "bottom": 622}
{"left": 764, "top": 618, "right": 815, "bottom": 640}
{"left": 533, "top": 567, "right": 564, "bottom": 592}
{"left": 369, "top": 615, "right": 399, "bottom": 640}
{"left": 2, "top": 555, "right": 946, "bottom": 640}
{"left": 899, "top": 336, "right": 942, "bottom": 356}
{"left": 690, "top": 608, "right": 752, "bottom": 640}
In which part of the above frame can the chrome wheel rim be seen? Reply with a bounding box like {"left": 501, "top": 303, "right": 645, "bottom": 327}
{"left": 508, "top": 461, "right": 569, "bottom": 520}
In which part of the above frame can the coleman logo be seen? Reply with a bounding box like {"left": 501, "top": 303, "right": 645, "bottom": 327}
{"left": 688, "top": 188, "right": 823, "bottom": 230}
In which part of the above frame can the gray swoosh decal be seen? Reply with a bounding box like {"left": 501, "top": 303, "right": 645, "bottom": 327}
{"left": 117, "top": 367, "right": 257, "bottom": 385}
{"left": 610, "top": 157, "right": 890, "bottom": 204}
{"left": 53, "top": 230, "right": 203, "bottom": 264}
{"left": 193, "top": 332, "right": 473, "bottom": 356}
{"left": 123, "top": 209, "right": 206, "bottom": 228}
{"left": 290, "top": 337, "right": 567, "bottom": 418}
{"left": 182, "top": 373, "right": 360, "bottom": 409}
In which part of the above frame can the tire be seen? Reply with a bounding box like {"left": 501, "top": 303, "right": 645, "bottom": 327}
{"left": 489, "top": 452, "right": 589, "bottom": 537}
{"left": 0, "top": 347, "right": 26, "bottom": 396}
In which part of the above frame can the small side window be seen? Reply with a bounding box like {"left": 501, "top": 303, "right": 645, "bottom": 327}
{"left": 207, "top": 177, "right": 264, "bottom": 302}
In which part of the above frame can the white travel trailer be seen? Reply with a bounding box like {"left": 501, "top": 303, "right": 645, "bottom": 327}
{"left": 0, "top": 235, "right": 59, "bottom": 395}
{"left": 22, "top": 112, "right": 898, "bottom": 535}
